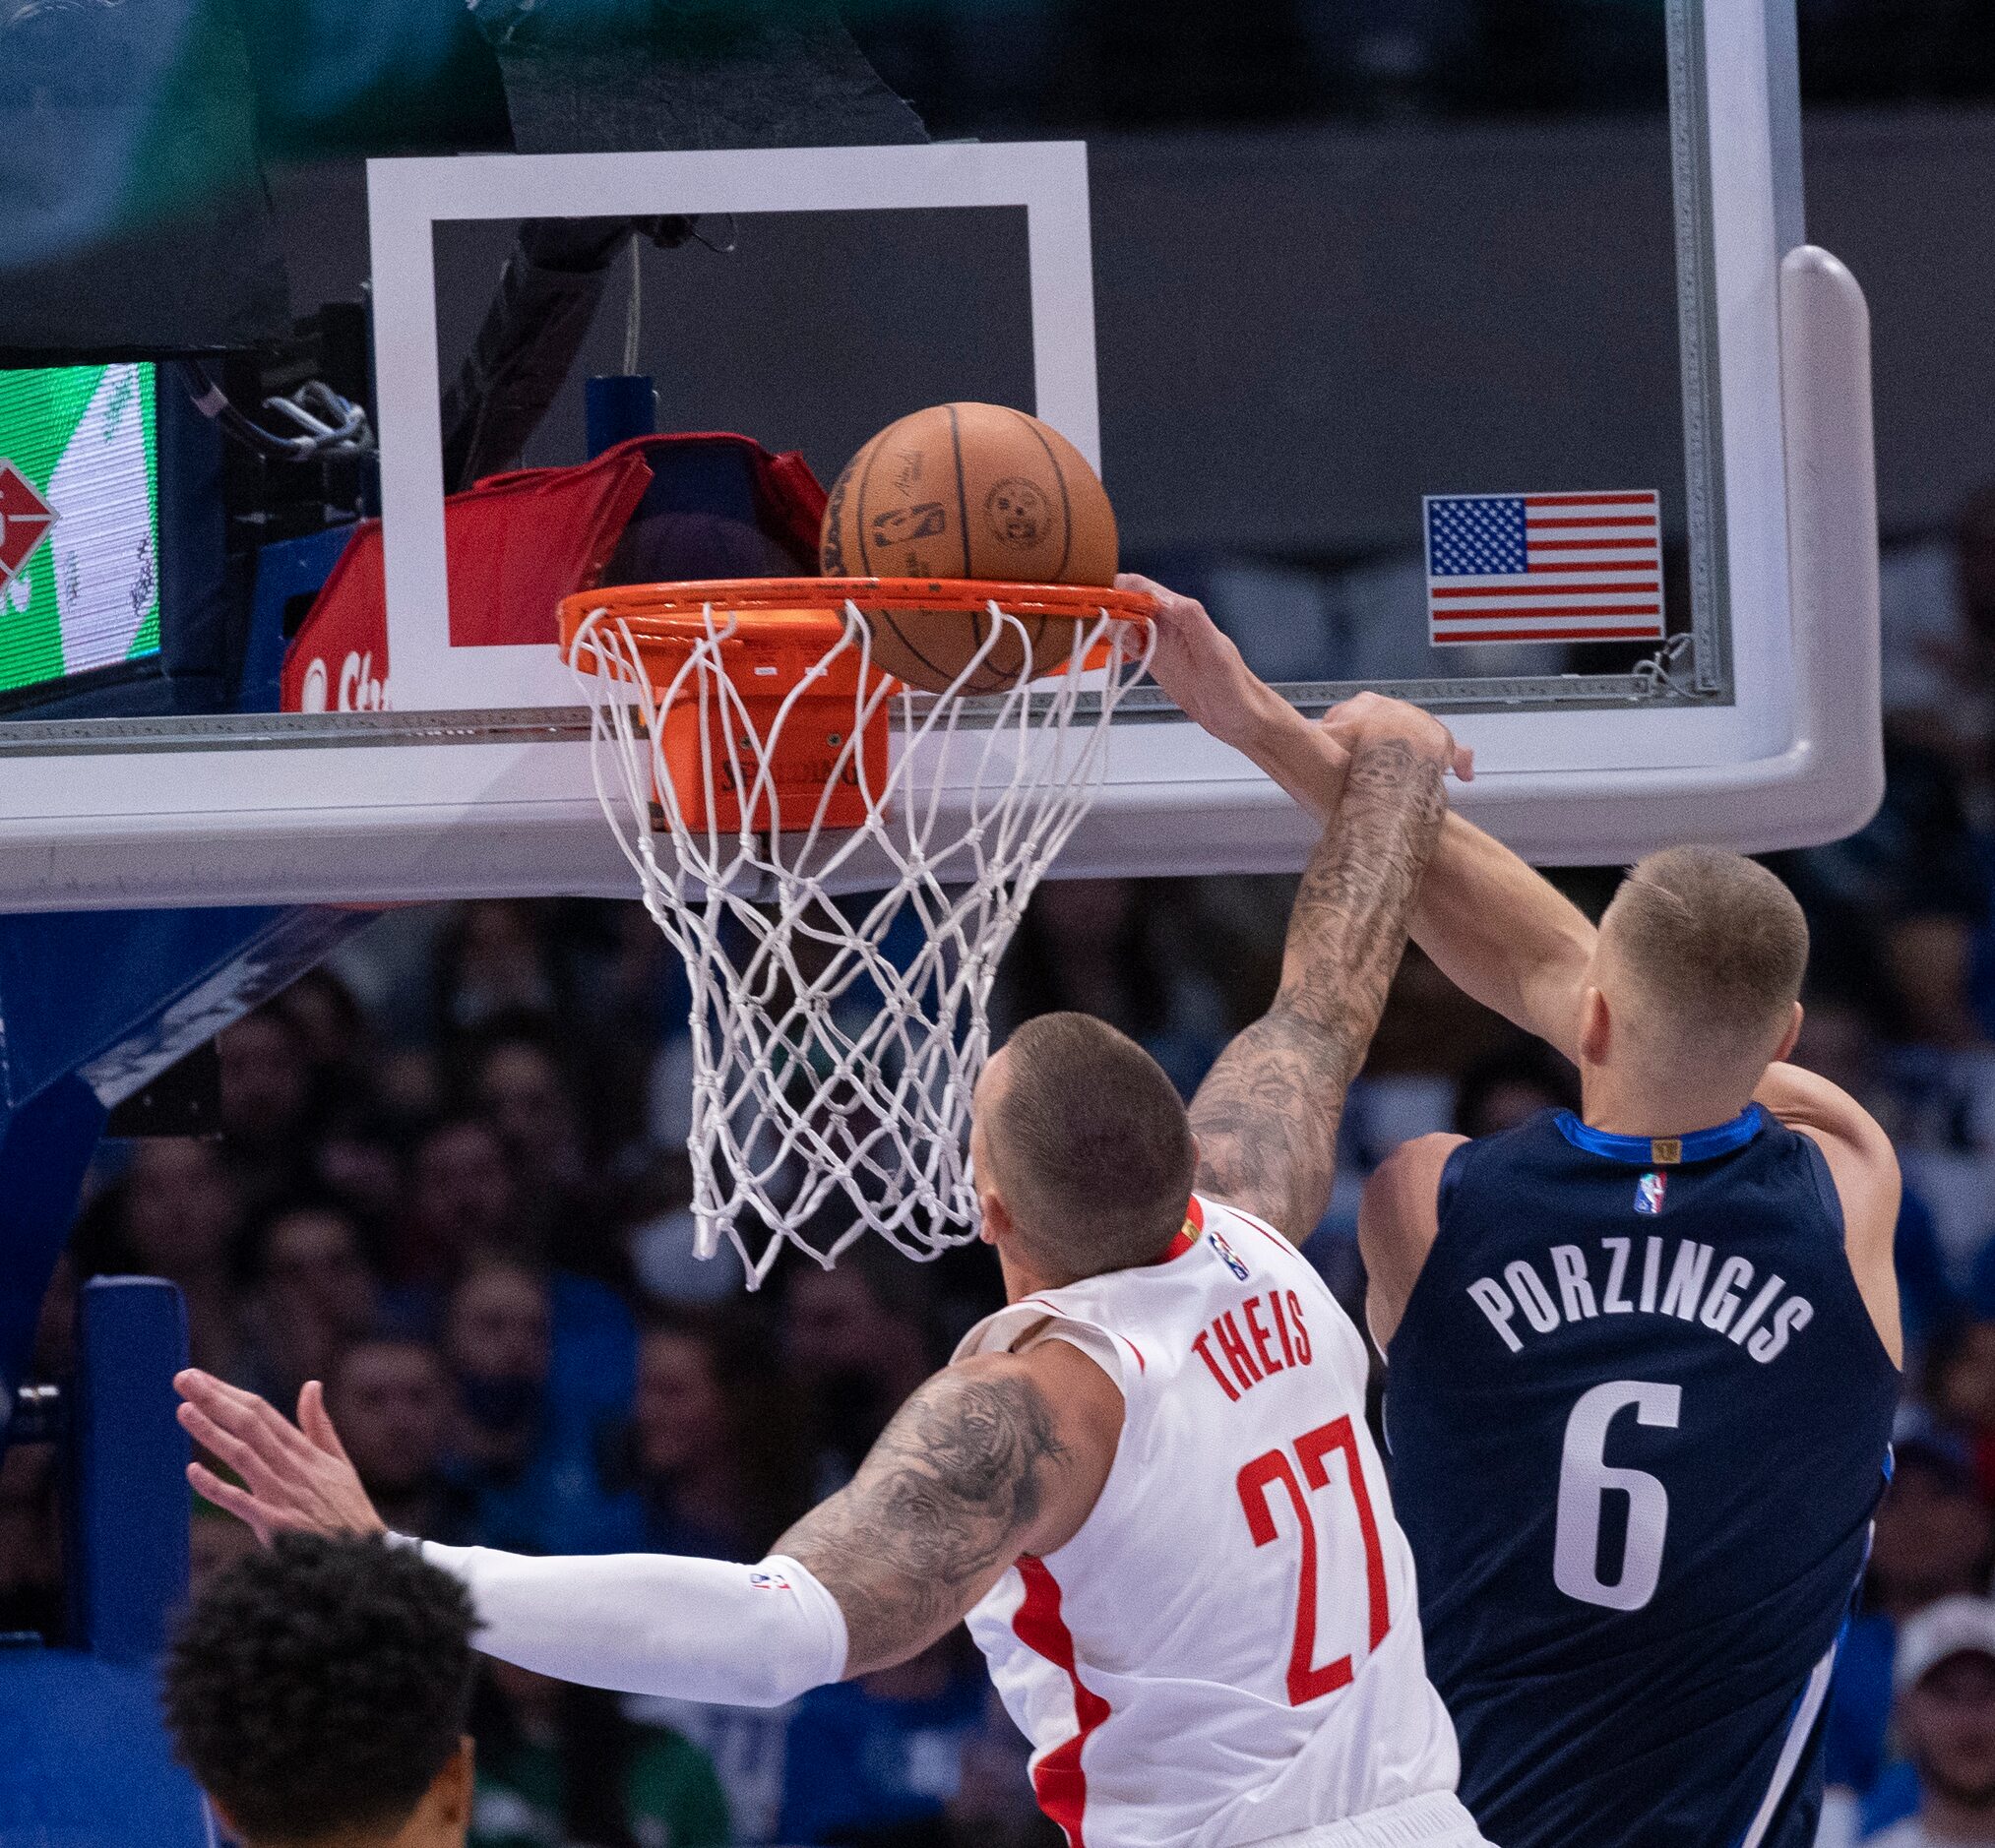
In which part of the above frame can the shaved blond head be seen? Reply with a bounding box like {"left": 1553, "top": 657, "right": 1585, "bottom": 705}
{"left": 1598, "top": 847, "right": 1808, "bottom": 1065}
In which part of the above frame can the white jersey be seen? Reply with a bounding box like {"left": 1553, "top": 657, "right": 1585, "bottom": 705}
{"left": 957, "top": 1195, "right": 1472, "bottom": 1848}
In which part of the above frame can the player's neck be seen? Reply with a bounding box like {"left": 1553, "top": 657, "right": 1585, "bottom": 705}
{"left": 997, "top": 1245, "right": 1063, "bottom": 1306}
{"left": 1581, "top": 1065, "right": 1760, "bottom": 1140}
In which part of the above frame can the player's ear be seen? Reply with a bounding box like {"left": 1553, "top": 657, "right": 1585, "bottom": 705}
{"left": 1773, "top": 1000, "right": 1803, "bottom": 1067}
{"left": 978, "top": 1183, "right": 1014, "bottom": 1248}
{"left": 422, "top": 1736, "right": 476, "bottom": 1829}
{"left": 1578, "top": 986, "right": 1611, "bottom": 1067}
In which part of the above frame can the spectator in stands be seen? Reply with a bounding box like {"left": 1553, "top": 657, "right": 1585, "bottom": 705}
{"left": 782, "top": 1248, "right": 939, "bottom": 1492}
{"left": 442, "top": 1259, "right": 556, "bottom": 1542}
{"left": 468, "top": 1023, "right": 623, "bottom": 1289}
{"left": 240, "top": 1199, "right": 381, "bottom": 1408}
{"left": 1929, "top": 1322, "right": 1995, "bottom": 1503}
{"left": 74, "top": 1140, "right": 248, "bottom": 1380}
{"left": 162, "top": 1532, "right": 477, "bottom": 1848}
{"left": 1449, "top": 1036, "right": 1581, "bottom": 1140}
{"left": 779, "top": 1629, "right": 988, "bottom": 1846}
{"left": 308, "top": 1109, "right": 409, "bottom": 1257}
{"left": 326, "top": 1335, "right": 476, "bottom": 1546}
{"left": 604, "top": 1306, "right": 810, "bottom": 1561}
{"left": 275, "top": 967, "right": 375, "bottom": 1109}
{"left": 1868, "top": 1598, "right": 1995, "bottom": 1847}
{"left": 1872, "top": 1428, "right": 1995, "bottom": 1621}
{"left": 1787, "top": 995, "right": 1961, "bottom": 1355}
{"left": 624, "top": 1149, "right": 748, "bottom": 1306}
{"left": 468, "top": 1659, "right": 729, "bottom": 1848}
{"left": 218, "top": 1006, "right": 322, "bottom": 1212}
{"left": 944, "top": 1687, "right": 1054, "bottom": 1848}
{"left": 0, "top": 1440, "right": 61, "bottom": 1643}
{"left": 470, "top": 1027, "right": 588, "bottom": 1200}
{"left": 1824, "top": 1425, "right": 1994, "bottom": 1817}
{"left": 441, "top": 1260, "right": 622, "bottom": 1554}
{"left": 995, "top": 877, "right": 1227, "bottom": 1097}
{"left": 393, "top": 1112, "right": 639, "bottom": 1439}
{"left": 433, "top": 901, "right": 564, "bottom": 1035}
{"left": 400, "top": 1114, "right": 525, "bottom": 1290}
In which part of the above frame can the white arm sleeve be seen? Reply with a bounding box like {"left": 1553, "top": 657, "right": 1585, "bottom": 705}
{"left": 405, "top": 1540, "right": 849, "bottom": 1707}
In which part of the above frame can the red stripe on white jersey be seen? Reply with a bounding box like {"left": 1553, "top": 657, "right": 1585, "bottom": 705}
{"left": 1014, "top": 1556, "right": 1112, "bottom": 1847}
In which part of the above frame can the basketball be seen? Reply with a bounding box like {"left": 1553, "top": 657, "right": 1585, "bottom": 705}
{"left": 819, "top": 401, "right": 1119, "bottom": 693}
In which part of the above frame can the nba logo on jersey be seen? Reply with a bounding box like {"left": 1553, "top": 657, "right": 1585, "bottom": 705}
{"left": 1208, "top": 1229, "right": 1251, "bottom": 1280}
{"left": 1635, "top": 1171, "right": 1667, "bottom": 1215}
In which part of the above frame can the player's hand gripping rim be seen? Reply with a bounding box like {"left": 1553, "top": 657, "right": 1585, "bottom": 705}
{"left": 1122, "top": 571, "right": 1472, "bottom": 782}
{"left": 176, "top": 1368, "right": 385, "bottom": 1544}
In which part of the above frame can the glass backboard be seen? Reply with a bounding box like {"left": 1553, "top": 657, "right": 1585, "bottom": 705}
{"left": 0, "top": 0, "right": 1880, "bottom": 909}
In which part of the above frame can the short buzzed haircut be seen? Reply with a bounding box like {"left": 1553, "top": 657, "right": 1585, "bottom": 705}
{"left": 163, "top": 1532, "right": 476, "bottom": 1844}
{"left": 985, "top": 1012, "right": 1198, "bottom": 1279}
{"left": 1603, "top": 847, "right": 1808, "bottom": 1060}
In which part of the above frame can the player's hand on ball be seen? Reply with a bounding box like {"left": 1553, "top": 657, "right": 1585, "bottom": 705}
{"left": 176, "top": 1370, "right": 385, "bottom": 1544}
{"left": 1118, "top": 573, "right": 1268, "bottom": 748}
{"left": 1320, "top": 691, "right": 1474, "bottom": 782}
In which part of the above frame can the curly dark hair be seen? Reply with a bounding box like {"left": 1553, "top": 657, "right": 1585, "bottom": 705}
{"left": 161, "top": 1532, "right": 477, "bottom": 1844}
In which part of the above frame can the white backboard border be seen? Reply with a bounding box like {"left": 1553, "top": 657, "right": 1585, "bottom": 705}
{"left": 370, "top": 142, "right": 1102, "bottom": 711}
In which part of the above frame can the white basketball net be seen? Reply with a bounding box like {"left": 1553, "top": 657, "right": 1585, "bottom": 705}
{"left": 567, "top": 592, "right": 1155, "bottom": 1286}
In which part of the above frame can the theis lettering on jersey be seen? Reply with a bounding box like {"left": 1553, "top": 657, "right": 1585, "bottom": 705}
{"left": 1466, "top": 1234, "right": 1814, "bottom": 1364}
{"left": 1191, "top": 1290, "right": 1313, "bottom": 1401}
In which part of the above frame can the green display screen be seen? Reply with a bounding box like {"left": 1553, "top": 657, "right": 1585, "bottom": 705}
{"left": 0, "top": 364, "right": 162, "bottom": 694}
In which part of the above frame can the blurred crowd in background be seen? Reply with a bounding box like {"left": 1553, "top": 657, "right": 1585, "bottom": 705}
{"left": 0, "top": 486, "right": 1992, "bottom": 1847}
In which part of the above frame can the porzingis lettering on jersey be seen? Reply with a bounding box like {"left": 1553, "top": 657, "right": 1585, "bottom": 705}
{"left": 1191, "top": 1290, "right": 1314, "bottom": 1400}
{"left": 1466, "top": 1234, "right": 1814, "bottom": 1364}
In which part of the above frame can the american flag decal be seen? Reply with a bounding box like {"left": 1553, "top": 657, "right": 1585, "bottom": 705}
{"left": 1424, "top": 490, "right": 1665, "bottom": 646}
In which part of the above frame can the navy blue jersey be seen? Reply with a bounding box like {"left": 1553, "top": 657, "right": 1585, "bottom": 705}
{"left": 1385, "top": 1106, "right": 1899, "bottom": 1848}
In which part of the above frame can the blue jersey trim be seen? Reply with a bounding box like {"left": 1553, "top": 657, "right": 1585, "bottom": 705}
{"left": 1555, "top": 1103, "right": 1767, "bottom": 1166}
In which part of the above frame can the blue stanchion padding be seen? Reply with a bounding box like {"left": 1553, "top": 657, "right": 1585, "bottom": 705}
{"left": 0, "top": 1649, "right": 212, "bottom": 1847}
{"left": 67, "top": 1279, "right": 190, "bottom": 1666}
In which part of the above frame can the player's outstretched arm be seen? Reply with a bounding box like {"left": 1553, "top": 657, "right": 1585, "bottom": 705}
{"left": 1752, "top": 1059, "right": 1904, "bottom": 1366}
{"left": 176, "top": 1338, "right": 1119, "bottom": 1694}
{"left": 1405, "top": 810, "right": 1596, "bottom": 1063}
{"left": 1125, "top": 573, "right": 1473, "bottom": 817}
{"left": 1186, "top": 703, "right": 1450, "bottom": 1242}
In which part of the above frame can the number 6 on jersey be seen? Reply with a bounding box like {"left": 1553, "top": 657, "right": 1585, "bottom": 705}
{"left": 1553, "top": 1379, "right": 1682, "bottom": 1612}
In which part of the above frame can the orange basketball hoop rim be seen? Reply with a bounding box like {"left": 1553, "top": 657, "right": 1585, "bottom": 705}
{"left": 558, "top": 577, "right": 1155, "bottom": 647}
{"left": 558, "top": 578, "right": 1155, "bottom": 834}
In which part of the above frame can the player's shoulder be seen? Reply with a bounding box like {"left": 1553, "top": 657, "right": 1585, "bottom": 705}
{"left": 1756, "top": 1064, "right": 1900, "bottom": 1229}
{"left": 1757, "top": 1061, "right": 1896, "bottom": 1170}
{"left": 1368, "top": 1133, "right": 1469, "bottom": 1222}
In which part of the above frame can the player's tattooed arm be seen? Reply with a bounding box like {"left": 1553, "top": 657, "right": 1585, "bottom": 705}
{"left": 776, "top": 1346, "right": 1112, "bottom": 1676}
{"left": 1190, "top": 714, "right": 1448, "bottom": 1242}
